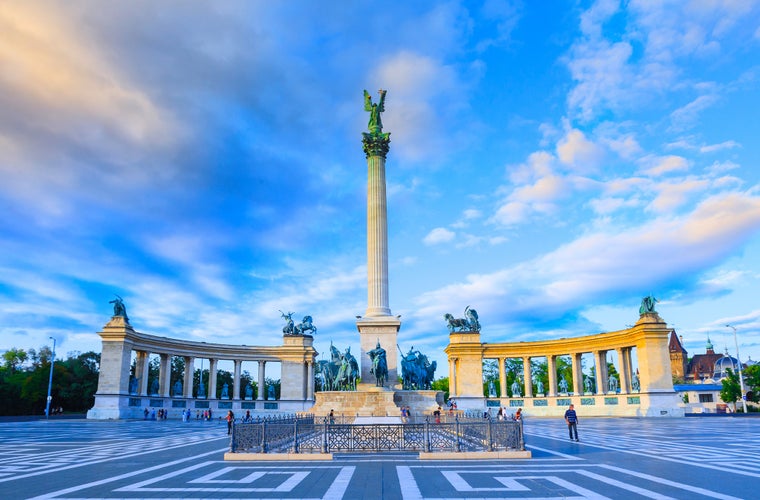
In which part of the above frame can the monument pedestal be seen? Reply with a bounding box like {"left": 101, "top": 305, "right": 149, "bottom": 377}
{"left": 309, "top": 389, "right": 444, "bottom": 418}
{"left": 311, "top": 390, "right": 400, "bottom": 417}
{"left": 356, "top": 316, "right": 401, "bottom": 389}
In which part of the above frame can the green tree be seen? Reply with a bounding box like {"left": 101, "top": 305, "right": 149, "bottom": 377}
{"left": 744, "top": 364, "right": 760, "bottom": 403}
{"left": 2, "top": 348, "right": 28, "bottom": 372}
{"left": 720, "top": 368, "right": 742, "bottom": 412}
{"left": 431, "top": 377, "right": 449, "bottom": 401}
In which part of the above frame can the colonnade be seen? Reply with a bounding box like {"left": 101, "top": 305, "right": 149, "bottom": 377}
{"left": 130, "top": 350, "right": 304, "bottom": 401}
{"left": 452, "top": 346, "right": 636, "bottom": 399}
{"left": 445, "top": 312, "right": 683, "bottom": 417}
{"left": 88, "top": 316, "right": 317, "bottom": 419}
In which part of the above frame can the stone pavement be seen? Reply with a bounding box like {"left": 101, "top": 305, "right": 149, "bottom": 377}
{"left": 1, "top": 416, "right": 758, "bottom": 498}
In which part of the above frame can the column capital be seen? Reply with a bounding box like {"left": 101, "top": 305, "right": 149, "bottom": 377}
{"left": 362, "top": 132, "right": 391, "bottom": 158}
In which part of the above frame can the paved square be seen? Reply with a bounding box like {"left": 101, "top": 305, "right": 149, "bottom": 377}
{"left": 1, "top": 417, "right": 757, "bottom": 498}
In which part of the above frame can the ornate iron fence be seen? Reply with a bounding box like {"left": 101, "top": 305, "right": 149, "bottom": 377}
{"left": 230, "top": 416, "right": 524, "bottom": 454}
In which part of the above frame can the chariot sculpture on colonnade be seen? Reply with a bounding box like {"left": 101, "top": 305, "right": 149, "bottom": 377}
{"left": 445, "top": 306, "right": 480, "bottom": 332}
{"left": 280, "top": 310, "right": 317, "bottom": 336}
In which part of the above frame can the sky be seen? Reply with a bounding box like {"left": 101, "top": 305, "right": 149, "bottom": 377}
{"left": 2, "top": 0, "right": 760, "bottom": 379}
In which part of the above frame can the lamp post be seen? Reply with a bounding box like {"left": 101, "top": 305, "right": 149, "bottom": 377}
{"left": 725, "top": 325, "right": 748, "bottom": 414}
{"left": 45, "top": 337, "right": 56, "bottom": 419}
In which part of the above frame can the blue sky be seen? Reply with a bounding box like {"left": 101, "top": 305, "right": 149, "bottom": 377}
{"left": 2, "top": 0, "right": 760, "bottom": 377}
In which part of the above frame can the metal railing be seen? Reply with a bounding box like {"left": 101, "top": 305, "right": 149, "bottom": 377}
{"left": 230, "top": 415, "right": 524, "bottom": 454}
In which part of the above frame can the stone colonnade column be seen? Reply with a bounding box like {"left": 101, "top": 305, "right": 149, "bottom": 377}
{"left": 135, "top": 350, "right": 150, "bottom": 396}
{"left": 208, "top": 359, "right": 218, "bottom": 399}
{"left": 233, "top": 360, "right": 242, "bottom": 400}
{"left": 449, "top": 358, "right": 457, "bottom": 397}
{"left": 306, "top": 361, "right": 314, "bottom": 400}
{"left": 498, "top": 357, "right": 506, "bottom": 398}
{"left": 522, "top": 357, "right": 532, "bottom": 397}
{"left": 183, "top": 356, "right": 194, "bottom": 398}
{"left": 594, "top": 350, "right": 607, "bottom": 394}
{"left": 257, "top": 361, "right": 266, "bottom": 400}
{"left": 547, "top": 355, "right": 557, "bottom": 396}
{"left": 616, "top": 348, "right": 629, "bottom": 394}
{"left": 572, "top": 353, "right": 583, "bottom": 394}
{"left": 159, "top": 353, "right": 171, "bottom": 397}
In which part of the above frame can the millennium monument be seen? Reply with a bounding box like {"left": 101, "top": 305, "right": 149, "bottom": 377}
{"left": 356, "top": 89, "right": 402, "bottom": 387}
{"left": 309, "top": 90, "right": 442, "bottom": 417}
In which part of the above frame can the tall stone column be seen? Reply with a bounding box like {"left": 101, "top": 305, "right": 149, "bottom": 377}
{"left": 357, "top": 90, "right": 401, "bottom": 387}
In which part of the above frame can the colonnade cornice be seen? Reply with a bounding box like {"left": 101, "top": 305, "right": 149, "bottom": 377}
{"left": 479, "top": 323, "right": 670, "bottom": 358}
{"left": 97, "top": 323, "right": 315, "bottom": 362}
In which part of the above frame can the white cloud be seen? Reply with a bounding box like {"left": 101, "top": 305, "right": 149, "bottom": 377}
{"left": 416, "top": 191, "right": 760, "bottom": 324}
{"left": 700, "top": 140, "right": 740, "bottom": 153}
{"left": 556, "top": 129, "right": 605, "bottom": 172}
{"left": 640, "top": 155, "right": 690, "bottom": 176}
{"left": 648, "top": 178, "right": 709, "bottom": 212}
{"left": 669, "top": 95, "right": 719, "bottom": 131}
{"left": 423, "top": 227, "right": 456, "bottom": 245}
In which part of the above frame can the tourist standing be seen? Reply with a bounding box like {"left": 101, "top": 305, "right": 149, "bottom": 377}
{"left": 564, "top": 404, "right": 579, "bottom": 441}
{"left": 226, "top": 410, "right": 235, "bottom": 435}
{"left": 514, "top": 408, "right": 522, "bottom": 421}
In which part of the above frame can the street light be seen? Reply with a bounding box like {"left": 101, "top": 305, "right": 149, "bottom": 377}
{"left": 45, "top": 337, "right": 56, "bottom": 419}
{"left": 725, "top": 325, "right": 748, "bottom": 414}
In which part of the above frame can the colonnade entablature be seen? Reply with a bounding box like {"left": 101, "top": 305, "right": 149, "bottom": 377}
{"left": 88, "top": 316, "right": 318, "bottom": 419}
{"left": 445, "top": 312, "right": 684, "bottom": 417}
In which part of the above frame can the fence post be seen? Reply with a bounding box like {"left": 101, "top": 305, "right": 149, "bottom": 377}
{"left": 518, "top": 419, "right": 525, "bottom": 450}
{"left": 322, "top": 417, "right": 328, "bottom": 454}
{"left": 230, "top": 421, "right": 236, "bottom": 452}
{"left": 424, "top": 416, "right": 431, "bottom": 453}
{"left": 293, "top": 418, "right": 299, "bottom": 453}
{"left": 261, "top": 421, "right": 267, "bottom": 453}
{"left": 455, "top": 415, "right": 461, "bottom": 452}
{"left": 487, "top": 416, "right": 493, "bottom": 451}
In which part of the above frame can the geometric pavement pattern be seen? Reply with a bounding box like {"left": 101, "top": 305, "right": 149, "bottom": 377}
{"left": 1, "top": 417, "right": 758, "bottom": 499}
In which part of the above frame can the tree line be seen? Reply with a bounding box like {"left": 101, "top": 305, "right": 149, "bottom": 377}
{"left": 1, "top": 346, "right": 100, "bottom": 416}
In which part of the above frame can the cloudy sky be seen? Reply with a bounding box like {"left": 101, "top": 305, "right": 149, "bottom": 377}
{"left": 2, "top": 0, "right": 760, "bottom": 377}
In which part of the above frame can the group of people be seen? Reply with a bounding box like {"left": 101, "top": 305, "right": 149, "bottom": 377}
{"left": 142, "top": 407, "right": 215, "bottom": 421}
{"left": 495, "top": 406, "right": 522, "bottom": 421}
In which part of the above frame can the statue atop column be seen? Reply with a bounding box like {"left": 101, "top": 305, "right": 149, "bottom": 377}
{"left": 444, "top": 306, "right": 481, "bottom": 332}
{"left": 109, "top": 295, "right": 129, "bottom": 321}
{"left": 639, "top": 295, "right": 658, "bottom": 315}
{"left": 362, "top": 89, "right": 391, "bottom": 157}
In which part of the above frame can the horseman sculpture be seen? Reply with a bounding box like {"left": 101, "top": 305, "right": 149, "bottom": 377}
{"left": 398, "top": 345, "right": 436, "bottom": 390}
{"left": 316, "top": 343, "right": 358, "bottom": 391}
{"left": 367, "top": 340, "right": 388, "bottom": 387}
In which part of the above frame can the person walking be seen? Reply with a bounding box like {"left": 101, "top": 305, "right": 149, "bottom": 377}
{"left": 564, "top": 404, "right": 579, "bottom": 441}
{"left": 226, "top": 410, "right": 234, "bottom": 435}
